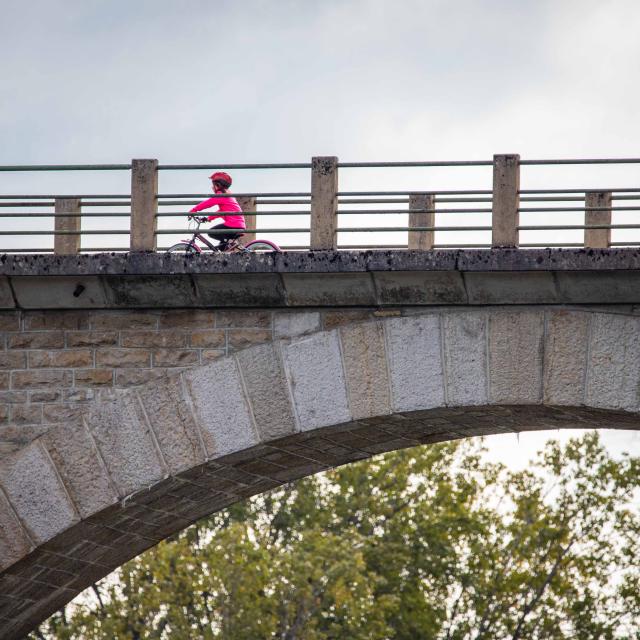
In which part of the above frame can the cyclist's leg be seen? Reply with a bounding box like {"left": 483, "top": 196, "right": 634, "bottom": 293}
{"left": 208, "top": 224, "right": 243, "bottom": 251}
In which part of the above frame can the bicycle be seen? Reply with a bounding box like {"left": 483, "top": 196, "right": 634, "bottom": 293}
{"left": 166, "top": 216, "right": 281, "bottom": 254}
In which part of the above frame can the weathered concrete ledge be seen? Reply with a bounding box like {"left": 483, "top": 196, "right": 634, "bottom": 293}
{"left": 2, "top": 249, "right": 640, "bottom": 309}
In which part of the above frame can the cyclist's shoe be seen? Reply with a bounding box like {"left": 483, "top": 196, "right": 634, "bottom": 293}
{"left": 217, "top": 240, "right": 229, "bottom": 252}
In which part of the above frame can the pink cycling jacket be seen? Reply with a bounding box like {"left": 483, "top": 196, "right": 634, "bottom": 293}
{"left": 189, "top": 195, "right": 246, "bottom": 228}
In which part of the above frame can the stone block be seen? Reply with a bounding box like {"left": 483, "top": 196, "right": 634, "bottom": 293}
{"left": 42, "top": 404, "right": 84, "bottom": 424}
{"left": 91, "top": 312, "right": 158, "bottom": 330}
{"left": 40, "top": 422, "right": 118, "bottom": 519}
{"left": 182, "top": 358, "right": 259, "bottom": 457}
{"left": 339, "top": 322, "right": 391, "bottom": 420}
{"left": 443, "top": 312, "right": 488, "bottom": 406}
{"left": 29, "top": 390, "right": 60, "bottom": 403}
{"left": 104, "top": 275, "right": 196, "bottom": 307}
{"left": 489, "top": 311, "right": 544, "bottom": 404}
{"left": 235, "top": 343, "right": 298, "bottom": 439}
{"left": 64, "top": 388, "right": 95, "bottom": 402}
{"left": 66, "top": 331, "right": 118, "bottom": 347}
{"left": 215, "top": 310, "right": 272, "bottom": 328}
{"left": 158, "top": 310, "right": 215, "bottom": 329}
{"left": 373, "top": 271, "right": 467, "bottom": 305}
{"left": 86, "top": 391, "right": 166, "bottom": 497}
{"left": 0, "top": 442, "right": 79, "bottom": 545}
{"left": 194, "top": 273, "right": 286, "bottom": 306}
{"left": 28, "top": 350, "right": 93, "bottom": 369}
{"left": 0, "top": 373, "right": 8, "bottom": 390}
{"left": 8, "top": 332, "right": 65, "bottom": 349}
{"left": 201, "top": 349, "right": 225, "bottom": 362}
{"left": 281, "top": 331, "right": 351, "bottom": 431}
{"left": 9, "top": 405, "right": 43, "bottom": 425}
{"left": 0, "top": 489, "right": 32, "bottom": 572}
{"left": 0, "top": 277, "right": 14, "bottom": 310}
{"left": 12, "top": 276, "right": 108, "bottom": 309}
{"left": 11, "top": 370, "right": 73, "bottom": 389}
{"left": 0, "top": 391, "right": 28, "bottom": 403}
{"left": 586, "top": 314, "right": 640, "bottom": 411}
{"left": 556, "top": 271, "right": 640, "bottom": 304}
{"left": 227, "top": 329, "right": 272, "bottom": 351}
{"left": 384, "top": 315, "right": 445, "bottom": 412}
{"left": 283, "top": 273, "right": 377, "bottom": 306}
{"left": 0, "top": 312, "right": 20, "bottom": 332}
{"left": 274, "top": 311, "right": 321, "bottom": 338}
{"left": 115, "top": 369, "right": 167, "bottom": 388}
{"left": 24, "top": 311, "right": 89, "bottom": 331}
{"left": 189, "top": 330, "right": 226, "bottom": 348}
{"left": 543, "top": 311, "right": 590, "bottom": 405}
{"left": 74, "top": 369, "right": 114, "bottom": 387}
{"left": 96, "top": 349, "right": 151, "bottom": 368}
{"left": 0, "top": 352, "right": 27, "bottom": 370}
{"left": 322, "top": 309, "right": 376, "bottom": 330}
{"left": 152, "top": 349, "right": 199, "bottom": 367}
{"left": 120, "top": 331, "right": 187, "bottom": 348}
{"left": 465, "top": 272, "right": 558, "bottom": 304}
{"left": 136, "top": 375, "right": 206, "bottom": 474}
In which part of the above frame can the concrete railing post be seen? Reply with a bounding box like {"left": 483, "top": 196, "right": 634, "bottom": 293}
{"left": 54, "top": 198, "right": 81, "bottom": 254}
{"left": 130, "top": 159, "right": 158, "bottom": 251}
{"left": 310, "top": 156, "right": 338, "bottom": 250}
{"left": 408, "top": 193, "right": 435, "bottom": 250}
{"left": 585, "top": 191, "right": 612, "bottom": 248}
{"left": 492, "top": 154, "right": 520, "bottom": 247}
{"left": 237, "top": 196, "right": 257, "bottom": 244}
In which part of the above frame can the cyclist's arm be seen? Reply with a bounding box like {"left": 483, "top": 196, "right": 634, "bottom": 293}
{"left": 189, "top": 197, "right": 221, "bottom": 214}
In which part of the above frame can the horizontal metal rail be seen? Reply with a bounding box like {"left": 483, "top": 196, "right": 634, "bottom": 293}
{"left": 338, "top": 226, "right": 492, "bottom": 232}
{"left": 0, "top": 164, "right": 131, "bottom": 171}
{"left": 520, "top": 158, "right": 640, "bottom": 165}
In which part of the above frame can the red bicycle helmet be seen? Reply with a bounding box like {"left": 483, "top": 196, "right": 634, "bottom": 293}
{"left": 209, "top": 171, "right": 232, "bottom": 188}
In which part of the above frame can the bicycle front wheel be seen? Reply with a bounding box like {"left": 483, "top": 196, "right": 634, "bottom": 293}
{"left": 244, "top": 240, "right": 281, "bottom": 252}
{"left": 167, "top": 242, "right": 199, "bottom": 254}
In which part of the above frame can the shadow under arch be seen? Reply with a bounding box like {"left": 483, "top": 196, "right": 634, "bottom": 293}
{"left": 2, "top": 308, "right": 640, "bottom": 638}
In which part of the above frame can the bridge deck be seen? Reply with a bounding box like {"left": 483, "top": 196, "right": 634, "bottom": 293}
{"left": 1, "top": 248, "right": 640, "bottom": 309}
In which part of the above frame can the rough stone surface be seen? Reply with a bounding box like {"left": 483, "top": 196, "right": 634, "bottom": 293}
{"left": 586, "top": 313, "right": 640, "bottom": 411}
{"left": 281, "top": 331, "right": 351, "bottom": 431}
{"left": 40, "top": 422, "right": 117, "bottom": 518}
{"left": 235, "top": 342, "right": 298, "bottom": 439}
{"left": 489, "top": 311, "right": 544, "bottom": 404}
{"left": 86, "top": 392, "right": 166, "bottom": 497}
{"left": 0, "top": 442, "right": 78, "bottom": 545}
{"left": 0, "top": 488, "right": 32, "bottom": 572}
{"left": 543, "top": 311, "right": 590, "bottom": 405}
{"left": 443, "top": 312, "right": 488, "bottom": 406}
{"left": 339, "top": 322, "right": 391, "bottom": 419}
{"left": 182, "top": 358, "right": 258, "bottom": 457}
{"left": 136, "top": 375, "right": 206, "bottom": 474}
{"left": 384, "top": 316, "right": 444, "bottom": 412}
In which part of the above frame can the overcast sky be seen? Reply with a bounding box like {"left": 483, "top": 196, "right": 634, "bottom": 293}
{"left": 2, "top": 0, "right": 640, "bottom": 463}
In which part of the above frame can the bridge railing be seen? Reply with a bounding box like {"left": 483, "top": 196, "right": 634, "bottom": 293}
{"left": 1, "top": 156, "right": 639, "bottom": 253}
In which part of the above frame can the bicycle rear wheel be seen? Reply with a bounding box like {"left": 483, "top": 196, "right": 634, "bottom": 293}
{"left": 244, "top": 240, "right": 281, "bottom": 252}
{"left": 167, "top": 242, "right": 199, "bottom": 254}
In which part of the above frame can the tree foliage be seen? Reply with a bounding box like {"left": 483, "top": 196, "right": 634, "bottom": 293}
{"left": 33, "top": 432, "right": 640, "bottom": 639}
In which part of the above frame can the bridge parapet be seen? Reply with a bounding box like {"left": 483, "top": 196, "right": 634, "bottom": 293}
{"left": 1, "top": 156, "right": 639, "bottom": 253}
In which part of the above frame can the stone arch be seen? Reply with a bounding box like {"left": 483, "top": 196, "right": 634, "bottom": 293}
{"left": 1, "top": 308, "right": 640, "bottom": 638}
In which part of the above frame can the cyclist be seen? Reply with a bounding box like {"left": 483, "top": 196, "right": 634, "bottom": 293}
{"left": 189, "top": 171, "right": 246, "bottom": 250}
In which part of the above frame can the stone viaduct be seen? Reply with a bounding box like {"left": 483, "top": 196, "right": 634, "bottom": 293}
{"left": 1, "top": 248, "right": 640, "bottom": 638}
